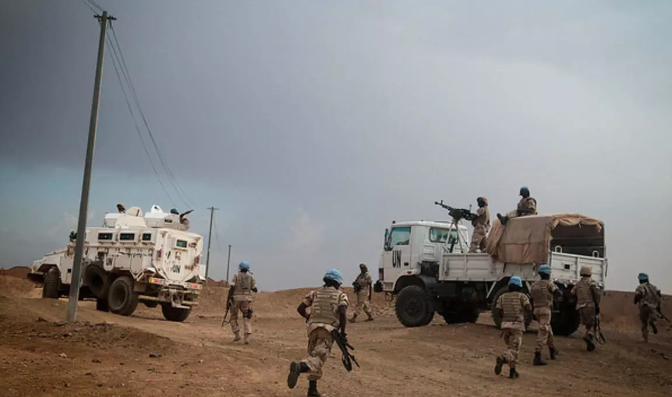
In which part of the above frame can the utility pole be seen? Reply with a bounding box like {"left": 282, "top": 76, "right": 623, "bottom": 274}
{"left": 226, "top": 244, "right": 232, "bottom": 282}
{"left": 67, "top": 10, "right": 116, "bottom": 323}
{"left": 205, "top": 207, "right": 219, "bottom": 280}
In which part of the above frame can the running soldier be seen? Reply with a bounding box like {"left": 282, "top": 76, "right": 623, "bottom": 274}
{"left": 497, "top": 187, "right": 537, "bottom": 225}
{"left": 350, "top": 263, "right": 374, "bottom": 322}
{"left": 227, "top": 261, "right": 258, "bottom": 344}
{"left": 288, "top": 269, "right": 349, "bottom": 397}
{"left": 634, "top": 273, "right": 662, "bottom": 343}
{"left": 530, "top": 265, "right": 562, "bottom": 365}
{"left": 494, "top": 276, "right": 531, "bottom": 379}
{"left": 469, "top": 196, "right": 490, "bottom": 253}
{"left": 571, "top": 266, "right": 600, "bottom": 351}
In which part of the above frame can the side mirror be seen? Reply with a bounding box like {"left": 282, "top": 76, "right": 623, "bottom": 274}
{"left": 384, "top": 228, "right": 390, "bottom": 251}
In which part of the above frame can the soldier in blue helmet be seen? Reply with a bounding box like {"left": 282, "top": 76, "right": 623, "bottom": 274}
{"left": 530, "top": 265, "right": 562, "bottom": 365}
{"left": 494, "top": 276, "right": 532, "bottom": 379}
{"left": 497, "top": 186, "right": 537, "bottom": 225}
{"left": 634, "top": 273, "right": 662, "bottom": 343}
{"left": 288, "top": 269, "right": 349, "bottom": 396}
{"left": 227, "top": 261, "right": 258, "bottom": 344}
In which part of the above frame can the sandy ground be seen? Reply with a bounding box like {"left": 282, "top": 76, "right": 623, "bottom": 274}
{"left": 1, "top": 276, "right": 671, "bottom": 397}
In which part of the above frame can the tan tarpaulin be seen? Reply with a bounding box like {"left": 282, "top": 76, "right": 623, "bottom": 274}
{"left": 485, "top": 214, "right": 604, "bottom": 264}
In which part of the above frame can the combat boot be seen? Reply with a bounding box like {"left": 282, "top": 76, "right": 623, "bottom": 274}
{"left": 244, "top": 333, "right": 250, "bottom": 345}
{"left": 549, "top": 347, "right": 559, "bottom": 360}
{"left": 307, "top": 380, "right": 321, "bottom": 397}
{"left": 494, "top": 356, "right": 506, "bottom": 375}
{"left": 366, "top": 315, "right": 375, "bottom": 322}
{"left": 349, "top": 315, "right": 357, "bottom": 323}
{"left": 533, "top": 351, "right": 547, "bottom": 366}
{"left": 233, "top": 331, "right": 241, "bottom": 342}
{"left": 583, "top": 334, "right": 596, "bottom": 351}
{"left": 287, "top": 362, "right": 309, "bottom": 389}
{"left": 509, "top": 368, "right": 519, "bottom": 379}
{"left": 497, "top": 213, "right": 509, "bottom": 225}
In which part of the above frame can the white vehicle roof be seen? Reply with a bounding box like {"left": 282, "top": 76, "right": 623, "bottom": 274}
{"left": 391, "top": 220, "right": 468, "bottom": 231}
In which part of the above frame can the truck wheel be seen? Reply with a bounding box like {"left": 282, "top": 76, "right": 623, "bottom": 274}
{"left": 143, "top": 301, "right": 159, "bottom": 308}
{"left": 552, "top": 305, "right": 581, "bottom": 336}
{"left": 85, "top": 265, "right": 110, "bottom": 299}
{"left": 42, "top": 268, "right": 61, "bottom": 299}
{"left": 395, "top": 285, "right": 433, "bottom": 327}
{"left": 96, "top": 299, "right": 109, "bottom": 312}
{"left": 107, "top": 276, "right": 139, "bottom": 316}
{"left": 161, "top": 303, "right": 191, "bottom": 322}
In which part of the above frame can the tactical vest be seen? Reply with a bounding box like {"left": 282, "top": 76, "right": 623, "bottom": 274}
{"left": 474, "top": 207, "right": 490, "bottom": 228}
{"left": 638, "top": 283, "right": 661, "bottom": 307}
{"left": 574, "top": 278, "right": 594, "bottom": 307}
{"left": 501, "top": 292, "right": 525, "bottom": 323}
{"left": 309, "top": 287, "right": 341, "bottom": 328}
{"left": 233, "top": 272, "right": 253, "bottom": 296}
{"left": 531, "top": 280, "right": 553, "bottom": 308}
{"left": 356, "top": 273, "right": 370, "bottom": 289}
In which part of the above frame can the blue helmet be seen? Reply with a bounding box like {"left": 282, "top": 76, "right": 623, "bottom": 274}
{"left": 239, "top": 261, "right": 250, "bottom": 271}
{"left": 324, "top": 269, "right": 344, "bottom": 284}
{"left": 638, "top": 273, "right": 649, "bottom": 282}
{"left": 538, "top": 265, "right": 551, "bottom": 275}
{"left": 509, "top": 276, "right": 523, "bottom": 287}
{"left": 170, "top": 208, "right": 179, "bottom": 215}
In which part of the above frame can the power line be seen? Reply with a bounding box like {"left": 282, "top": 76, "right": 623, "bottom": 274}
{"left": 108, "top": 23, "right": 196, "bottom": 209}
{"left": 81, "top": 0, "right": 98, "bottom": 14}
{"left": 106, "top": 35, "right": 177, "bottom": 206}
{"left": 85, "top": 0, "right": 104, "bottom": 12}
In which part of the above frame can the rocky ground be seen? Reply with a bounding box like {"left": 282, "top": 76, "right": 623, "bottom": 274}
{"left": 1, "top": 275, "right": 671, "bottom": 397}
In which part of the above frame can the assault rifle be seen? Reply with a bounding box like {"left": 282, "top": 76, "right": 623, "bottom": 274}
{"left": 331, "top": 330, "right": 360, "bottom": 371}
{"left": 657, "top": 305, "right": 670, "bottom": 322}
{"left": 594, "top": 313, "right": 606, "bottom": 344}
{"left": 221, "top": 299, "right": 232, "bottom": 326}
{"left": 434, "top": 201, "right": 477, "bottom": 222}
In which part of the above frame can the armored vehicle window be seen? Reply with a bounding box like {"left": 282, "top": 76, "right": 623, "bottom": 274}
{"left": 98, "top": 233, "right": 113, "bottom": 241}
{"left": 119, "top": 233, "right": 135, "bottom": 241}
{"left": 389, "top": 227, "right": 411, "bottom": 247}
{"left": 142, "top": 233, "right": 152, "bottom": 241}
{"left": 176, "top": 239, "right": 188, "bottom": 248}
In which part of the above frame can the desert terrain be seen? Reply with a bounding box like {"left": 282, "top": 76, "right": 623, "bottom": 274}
{"left": 1, "top": 275, "right": 670, "bottom": 397}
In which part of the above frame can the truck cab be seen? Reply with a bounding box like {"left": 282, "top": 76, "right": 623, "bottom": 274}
{"left": 377, "top": 221, "right": 469, "bottom": 294}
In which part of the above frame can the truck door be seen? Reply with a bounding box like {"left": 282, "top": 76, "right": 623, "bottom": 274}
{"left": 381, "top": 226, "right": 412, "bottom": 290}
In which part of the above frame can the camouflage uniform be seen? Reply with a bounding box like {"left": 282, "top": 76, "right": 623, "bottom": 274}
{"left": 301, "top": 287, "right": 349, "bottom": 381}
{"left": 496, "top": 291, "right": 530, "bottom": 369}
{"left": 531, "top": 279, "right": 558, "bottom": 353}
{"left": 635, "top": 282, "right": 661, "bottom": 342}
{"left": 571, "top": 277, "right": 597, "bottom": 340}
{"left": 506, "top": 197, "right": 537, "bottom": 219}
{"left": 352, "top": 272, "right": 373, "bottom": 319}
{"left": 229, "top": 271, "right": 256, "bottom": 338}
{"left": 469, "top": 205, "right": 490, "bottom": 253}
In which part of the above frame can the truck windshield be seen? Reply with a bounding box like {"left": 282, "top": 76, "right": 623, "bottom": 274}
{"left": 389, "top": 227, "right": 411, "bottom": 247}
{"left": 429, "top": 227, "right": 457, "bottom": 243}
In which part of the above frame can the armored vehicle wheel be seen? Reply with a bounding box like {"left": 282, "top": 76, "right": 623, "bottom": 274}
{"left": 42, "top": 268, "right": 61, "bottom": 299}
{"left": 85, "top": 265, "right": 110, "bottom": 299}
{"left": 395, "top": 285, "right": 434, "bottom": 327}
{"left": 161, "top": 303, "right": 191, "bottom": 322}
{"left": 96, "top": 298, "right": 109, "bottom": 312}
{"left": 108, "top": 276, "right": 139, "bottom": 316}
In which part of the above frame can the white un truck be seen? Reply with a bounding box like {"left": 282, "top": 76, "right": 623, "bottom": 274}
{"left": 374, "top": 203, "right": 607, "bottom": 336}
{"left": 28, "top": 205, "right": 205, "bottom": 322}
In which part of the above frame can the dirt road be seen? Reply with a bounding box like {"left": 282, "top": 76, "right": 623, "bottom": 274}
{"left": 1, "top": 276, "right": 671, "bottom": 397}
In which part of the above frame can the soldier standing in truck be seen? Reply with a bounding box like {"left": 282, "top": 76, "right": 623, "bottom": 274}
{"left": 494, "top": 276, "right": 531, "bottom": 379}
{"left": 497, "top": 187, "right": 537, "bottom": 225}
{"left": 468, "top": 197, "right": 490, "bottom": 253}
{"left": 288, "top": 269, "right": 349, "bottom": 397}
{"left": 571, "top": 266, "right": 600, "bottom": 351}
{"left": 634, "top": 273, "right": 662, "bottom": 343}
{"left": 531, "top": 265, "right": 562, "bottom": 365}
{"left": 350, "top": 263, "right": 374, "bottom": 323}
{"left": 227, "top": 261, "right": 258, "bottom": 344}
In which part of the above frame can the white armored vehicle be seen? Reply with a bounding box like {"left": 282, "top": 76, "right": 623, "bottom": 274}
{"left": 374, "top": 204, "right": 607, "bottom": 336}
{"left": 28, "top": 205, "right": 205, "bottom": 322}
